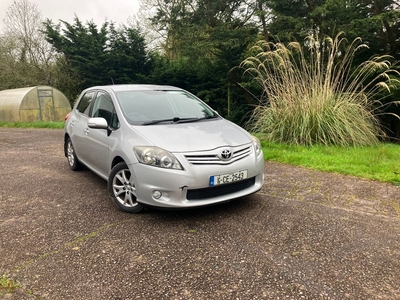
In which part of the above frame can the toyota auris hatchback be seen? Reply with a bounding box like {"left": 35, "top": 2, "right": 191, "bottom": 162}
{"left": 64, "top": 85, "right": 264, "bottom": 213}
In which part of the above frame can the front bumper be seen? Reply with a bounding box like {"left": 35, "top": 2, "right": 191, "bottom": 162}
{"left": 127, "top": 151, "right": 265, "bottom": 208}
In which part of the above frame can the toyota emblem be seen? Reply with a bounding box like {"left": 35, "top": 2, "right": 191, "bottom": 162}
{"left": 220, "top": 149, "right": 232, "bottom": 160}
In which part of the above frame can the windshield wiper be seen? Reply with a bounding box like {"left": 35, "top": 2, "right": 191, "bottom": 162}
{"left": 142, "top": 115, "right": 218, "bottom": 126}
{"left": 143, "top": 117, "right": 191, "bottom": 125}
{"left": 178, "top": 115, "right": 219, "bottom": 123}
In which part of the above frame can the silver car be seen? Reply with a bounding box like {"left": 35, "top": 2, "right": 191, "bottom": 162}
{"left": 64, "top": 84, "right": 264, "bottom": 213}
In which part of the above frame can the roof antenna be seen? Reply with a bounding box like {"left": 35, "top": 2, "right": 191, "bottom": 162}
{"left": 111, "top": 78, "right": 115, "bottom": 85}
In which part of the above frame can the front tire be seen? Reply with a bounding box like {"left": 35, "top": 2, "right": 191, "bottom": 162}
{"left": 66, "top": 138, "right": 83, "bottom": 171}
{"left": 108, "top": 162, "right": 143, "bottom": 213}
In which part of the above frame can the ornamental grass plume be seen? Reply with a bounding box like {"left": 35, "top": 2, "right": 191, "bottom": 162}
{"left": 241, "top": 33, "right": 399, "bottom": 146}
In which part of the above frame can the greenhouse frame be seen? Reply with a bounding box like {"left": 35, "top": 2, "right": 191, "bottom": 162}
{"left": 0, "top": 86, "right": 71, "bottom": 122}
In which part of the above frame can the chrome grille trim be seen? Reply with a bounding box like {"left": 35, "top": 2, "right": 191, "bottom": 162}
{"left": 184, "top": 145, "right": 252, "bottom": 165}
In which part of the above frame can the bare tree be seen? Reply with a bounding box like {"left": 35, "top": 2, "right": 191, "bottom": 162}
{"left": 135, "top": 0, "right": 186, "bottom": 54}
{"left": 3, "top": 0, "right": 54, "bottom": 65}
{"left": 0, "top": 0, "right": 57, "bottom": 89}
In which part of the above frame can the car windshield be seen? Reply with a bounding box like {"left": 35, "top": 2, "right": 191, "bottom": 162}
{"left": 115, "top": 90, "right": 218, "bottom": 125}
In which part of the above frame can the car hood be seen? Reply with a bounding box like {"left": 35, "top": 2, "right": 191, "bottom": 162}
{"left": 132, "top": 119, "right": 252, "bottom": 152}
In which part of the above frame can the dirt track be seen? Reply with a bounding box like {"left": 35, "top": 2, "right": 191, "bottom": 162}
{"left": 1, "top": 128, "right": 399, "bottom": 299}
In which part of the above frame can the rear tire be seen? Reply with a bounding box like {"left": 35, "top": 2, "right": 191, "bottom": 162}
{"left": 66, "top": 138, "right": 83, "bottom": 171}
{"left": 108, "top": 162, "right": 143, "bottom": 213}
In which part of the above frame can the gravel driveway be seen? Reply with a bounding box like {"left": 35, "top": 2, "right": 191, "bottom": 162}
{"left": 0, "top": 128, "right": 399, "bottom": 299}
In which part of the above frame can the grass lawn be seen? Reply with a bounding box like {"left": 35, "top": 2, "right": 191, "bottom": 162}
{"left": 0, "top": 121, "right": 64, "bottom": 129}
{"left": 261, "top": 140, "right": 400, "bottom": 185}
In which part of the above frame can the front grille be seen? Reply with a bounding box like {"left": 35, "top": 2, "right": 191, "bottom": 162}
{"left": 186, "top": 177, "right": 256, "bottom": 200}
{"left": 185, "top": 145, "right": 252, "bottom": 165}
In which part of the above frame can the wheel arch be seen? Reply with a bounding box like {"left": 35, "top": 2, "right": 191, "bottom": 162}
{"left": 111, "top": 156, "right": 126, "bottom": 170}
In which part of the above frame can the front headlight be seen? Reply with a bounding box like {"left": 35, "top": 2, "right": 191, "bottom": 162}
{"left": 252, "top": 136, "right": 262, "bottom": 156}
{"left": 133, "top": 146, "right": 183, "bottom": 170}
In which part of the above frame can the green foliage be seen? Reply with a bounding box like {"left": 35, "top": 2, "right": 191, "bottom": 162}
{"left": 242, "top": 33, "right": 399, "bottom": 146}
{"left": 146, "top": 52, "right": 255, "bottom": 125}
{"left": 260, "top": 140, "right": 400, "bottom": 184}
{"left": 42, "top": 17, "right": 151, "bottom": 99}
{"left": 151, "top": 0, "right": 257, "bottom": 61}
{"left": 0, "top": 121, "right": 64, "bottom": 129}
{"left": 265, "top": 0, "right": 400, "bottom": 60}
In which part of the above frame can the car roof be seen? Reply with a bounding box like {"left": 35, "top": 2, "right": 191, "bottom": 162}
{"left": 89, "top": 84, "right": 183, "bottom": 92}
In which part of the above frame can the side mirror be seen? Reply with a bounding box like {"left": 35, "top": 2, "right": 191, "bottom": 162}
{"left": 88, "top": 117, "right": 108, "bottom": 129}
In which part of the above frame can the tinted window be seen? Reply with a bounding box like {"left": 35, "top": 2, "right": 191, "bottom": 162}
{"left": 76, "top": 92, "right": 95, "bottom": 116}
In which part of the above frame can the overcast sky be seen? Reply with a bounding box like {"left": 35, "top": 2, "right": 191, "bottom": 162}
{"left": 0, "top": 0, "right": 140, "bottom": 33}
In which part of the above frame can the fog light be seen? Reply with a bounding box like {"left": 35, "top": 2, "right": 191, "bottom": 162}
{"left": 152, "top": 190, "right": 162, "bottom": 199}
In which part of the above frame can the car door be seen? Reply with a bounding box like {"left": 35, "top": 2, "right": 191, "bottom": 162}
{"left": 83, "top": 91, "right": 119, "bottom": 177}
{"left": 68, "top": 91, "right": 96, "bottom": 164}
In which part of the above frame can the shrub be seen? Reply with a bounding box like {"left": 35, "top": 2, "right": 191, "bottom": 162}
{"left": 241, "top": 33, "right": 399, "bottom": 146}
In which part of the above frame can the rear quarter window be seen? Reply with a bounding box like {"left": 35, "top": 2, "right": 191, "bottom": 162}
{"left": 76, "top": 92, "right": 96, "bottom": 116}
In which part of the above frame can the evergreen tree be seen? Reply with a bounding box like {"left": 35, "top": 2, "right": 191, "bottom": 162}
{"left": 43, "top": 17, "right": 151, "bottom": 98}
{"left": 265, "top": 0, "right": 399, "bottom": 59}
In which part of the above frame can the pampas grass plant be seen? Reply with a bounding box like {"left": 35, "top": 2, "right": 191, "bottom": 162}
{"left": 242, "top": 33, "right": 399, "bottom": 146}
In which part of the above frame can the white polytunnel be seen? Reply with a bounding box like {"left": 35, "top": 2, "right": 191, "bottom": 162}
{"left": 0, "top": 86, "right": 71, "bottom": 122}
